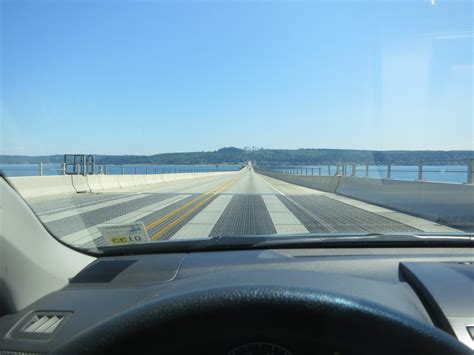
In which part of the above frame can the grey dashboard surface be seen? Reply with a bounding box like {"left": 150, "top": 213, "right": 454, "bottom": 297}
{"left": 0, "top": 247, "right": 473, "bottom": 353}
{"left": 400, "top": 261, "right": 474, "bottom": 349}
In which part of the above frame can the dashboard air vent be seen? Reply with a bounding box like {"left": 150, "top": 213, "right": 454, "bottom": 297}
{"left": 10, "top": 311, "right": 72, "bottom": 339}
{"left": 22, "top": 314, "right": 64, "bottom": 334}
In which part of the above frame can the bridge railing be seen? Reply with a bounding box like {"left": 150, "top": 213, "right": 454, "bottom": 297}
{"left": 258, "top": 158, "right": 474, "bottom": 185}
{"left": 0, "top": 163, "right": 243, "bottom": 177}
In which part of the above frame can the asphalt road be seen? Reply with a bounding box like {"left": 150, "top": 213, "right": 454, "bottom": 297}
{"left": 27, "top": 169, "right": 457, "bottom": 248}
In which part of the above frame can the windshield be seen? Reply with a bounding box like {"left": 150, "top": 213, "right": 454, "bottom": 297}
{"left": 1, "top": 0, "right": 473, "bottom": 254}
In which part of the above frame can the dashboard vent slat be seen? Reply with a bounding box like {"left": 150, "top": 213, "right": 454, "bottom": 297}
{"left": 11, "top": 311, "right": 72, "bottom": 339}
{"left": 22, "top": 314, "right": 64, "bottom": 334}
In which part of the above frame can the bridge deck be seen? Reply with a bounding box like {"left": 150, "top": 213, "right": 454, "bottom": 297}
{"left": 27, "top": 170, "right": 458, "bottom": 248}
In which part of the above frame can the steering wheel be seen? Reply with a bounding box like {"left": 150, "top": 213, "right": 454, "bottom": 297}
{"left": 54, "top": 285, "right": 471, "bottom": 354}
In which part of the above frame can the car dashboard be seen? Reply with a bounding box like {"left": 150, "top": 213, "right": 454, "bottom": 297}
{"left": 0, "top": 247, "right": 473, "bottom": 354}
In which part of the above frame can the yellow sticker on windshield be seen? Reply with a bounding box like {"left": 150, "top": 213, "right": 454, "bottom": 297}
{"left": 109, "top": 236, "right": 129, "bottom": 244}
{"left": 99, "top": 222, "right": 150, "bottom": 246}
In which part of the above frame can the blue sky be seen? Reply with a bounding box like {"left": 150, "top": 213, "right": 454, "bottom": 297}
{"left": 1, "top": 0, "right": 472, "bottom": 155}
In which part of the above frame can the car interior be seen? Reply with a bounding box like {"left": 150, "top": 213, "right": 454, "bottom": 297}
{"left": 1, "top": 176, "right": 473, "bottom": 354}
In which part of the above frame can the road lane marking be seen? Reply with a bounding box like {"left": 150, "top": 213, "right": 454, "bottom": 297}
{"left": 145, "top": 181, "right": 230, "bottom": 231}
{"left": 35, "top": 194, "right": 130, "bottom": 216}
{"left": 262, "top": 195, "right": 309, "bottom": 234}
{"left": 39, "top": 194, "right": 149, "bottom": 223}
{"left": 61, "top": 194, "right": 190, "bottom": 247}
{"left": 150, "top": 178, "right": 238, "bottom": 240}
{"left": 257, "top": 172, "right": 459, "bottom": 232}
{"left": 60, "top": 175, "right": 240, "bottom": 247}
{"left": 257, "top": 172, "right": 338, "bottom": 232}
{"left": 171, "top": 195, "right": 233, "bottom": 239}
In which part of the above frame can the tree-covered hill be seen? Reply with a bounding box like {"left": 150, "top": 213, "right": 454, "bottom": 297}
{"left": 1, "top": 148, "right": 473, "bottom": 165}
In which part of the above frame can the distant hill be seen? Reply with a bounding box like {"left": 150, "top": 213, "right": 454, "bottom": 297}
{"left": 1, "top": 148, "right": 473, "bottom": 165}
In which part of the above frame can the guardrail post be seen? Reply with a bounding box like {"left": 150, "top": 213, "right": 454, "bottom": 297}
{"left": 104, "top": 165, "right": 107, "bottom": 175}
{"left": 328, "top": 165, "right": 331, "bottom": 176}
{"left": 311, "top": 168, "right": 314, "bottom": 176}
{"left": 387, "top": 162, "right": 392, "bottom": 179}
{"left": 351, "top": 164, "right": 356, "bottom": 177}
{"left": 121, "top": 164, "right": 124, "bottom": 175}
{"left": 417, "top": 161, "right": 424, "bottom": 181}
{"left": 305, "top": 168, "right": 308, "bottom": 176}
{"left": 39, "top": 162, "right": 43, "bottom": 176}
{"left": 318, "top": 167, "right": 321, "bottom": 176}
{"left": 365, "top": 163, "right": 369, "bottom": 177}
{"left": 61, "top": 162, "right": 66, "bottom": 175}
{"left": 468, "top": 159, "right": 474, "bottom": 184}
{"left": 76, "top": 164, "right": 80, "bottom": 175}
{"left": 99, "top": 165, "right": 103, "bottom": 174}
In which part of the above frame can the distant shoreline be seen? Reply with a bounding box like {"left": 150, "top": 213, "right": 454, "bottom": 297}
{"left": 1, "top": 147, "right": 473, "bottom": 165}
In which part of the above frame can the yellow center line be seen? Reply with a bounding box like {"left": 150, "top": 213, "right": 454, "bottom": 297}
{"left": 149, "top": 178, "right": 237, "bottom": 240}
{"left": 145, "top": 179, "right": 229, "bottom": 231}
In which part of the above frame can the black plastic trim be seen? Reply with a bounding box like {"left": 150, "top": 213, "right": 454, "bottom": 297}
{"left": 399, "top": 263, "right": 456, "bottom": 336}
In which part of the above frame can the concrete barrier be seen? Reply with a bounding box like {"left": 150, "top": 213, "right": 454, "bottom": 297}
{"left": 337, "top": 177, "right": 474, "bottom": 227}
{"left": 132, "top": 175, "right": 146, "bottom": 187}
{"left": 118, "top": 175, "right": 136, "bottom": 189}
{"left": 257, "top": 170, "right": 474, "bottom": 228}
{"left": 161, "top": 174, "right": 177, "bottom": 182}
{"left": 9, "top": 171, "right": 239, "bottom": 199}
{"left": 337, "top": 177, "right": 423, "bottom": 212}
{"left": 71, "top": 175, "right": 91, "bottom": 193}
{"left": 98, "top": 175, "right": 121, "bottom": 191}
{"left": 257, "top": 170, "right": 340, "bottom": 193}
{"left": 418, "top": 181, "right": 473, "bottom": 225}
{"left": 144, "top": 174, "right": 158, "bottom": 185}
{"left": 86, "top": 175, "right": 103, "bottom": 192}
{"left": 8, "top": 176, "right": 76, "bottom": 199}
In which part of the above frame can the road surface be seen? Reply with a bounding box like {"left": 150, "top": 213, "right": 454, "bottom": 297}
{"left": 27, "top": 169, "right": 457, "bottom": 248}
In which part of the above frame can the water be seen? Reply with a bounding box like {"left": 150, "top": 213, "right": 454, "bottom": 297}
{"left": 0, "top": 164, "right": 241, "bottom": 177}
{"left": 1, "top": 163, "right": 470, "bottom": 184}
{"left": 267, "top": 165, "right": 470, "bottom": 184}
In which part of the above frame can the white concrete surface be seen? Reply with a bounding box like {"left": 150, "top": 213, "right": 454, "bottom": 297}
{"left": 86, "top": 175, "right": 103, "bottom": 192}
{"left": 262, "top": 195, "right": 309, "bottom": 234}
{"left": 71, "top": 175, "right": 91, "bottom": 193}
{"left": 9, "top": 175, "right": 76, "bottom": 199}
{"left": 62, "top": 194, "right": 190, "bottom": 246}
{"left": 17, "top": 169, "right": 466, "bottom": 250}
{"left": 257, "top": 171, "right": 474, "bottom": 226}
{"left": 258, "top": 174, "right": 460, "bottom": 233}
{"left": 8, "top": 171, "right": 240, "bottom": 199}
{"left": 172, "top": 194, "right": 233, "bottom": 239}
{"left": 39, "top": 194, "right": 148, "bottom": 223}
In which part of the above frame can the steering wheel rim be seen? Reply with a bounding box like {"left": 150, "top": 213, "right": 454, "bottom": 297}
{"left": 55, "top": 285, "right": 471, "bottom": 354}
